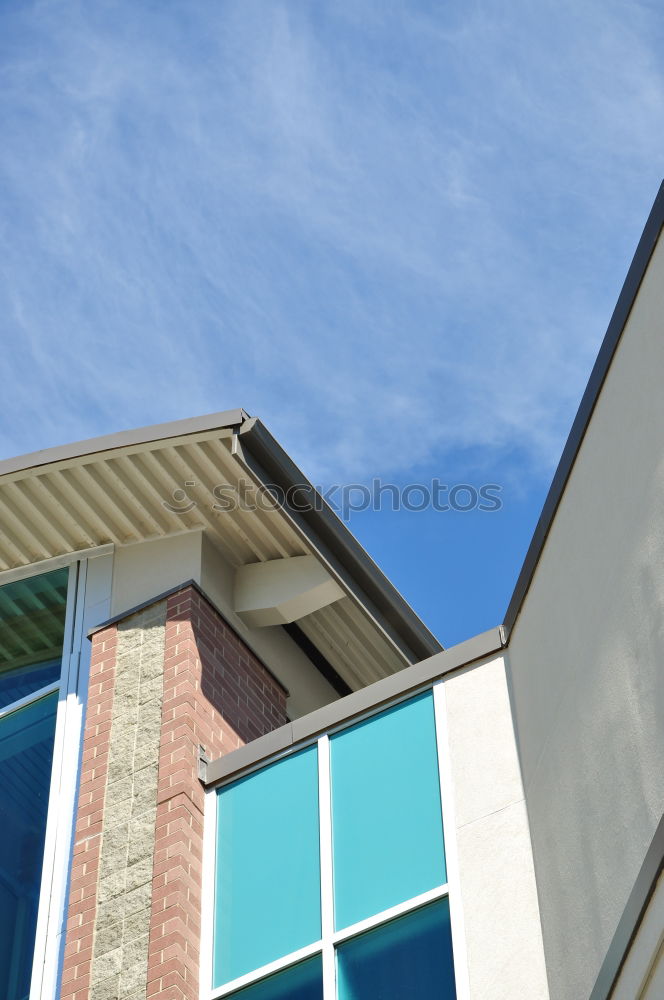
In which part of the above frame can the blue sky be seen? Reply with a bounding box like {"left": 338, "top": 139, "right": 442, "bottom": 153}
{"left": 1, "top": 0, "right": 663, "bottom": 645}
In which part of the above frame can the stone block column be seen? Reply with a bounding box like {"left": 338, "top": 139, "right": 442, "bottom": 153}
{"left": 61, "top": 584, "right": 288, "bottom": 1000}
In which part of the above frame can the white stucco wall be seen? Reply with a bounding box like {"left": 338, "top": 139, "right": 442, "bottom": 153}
{"left": 441, "top": 654, "right": 549, "bottom": 999}
{"left": 507, "top": 230, "right": 664, "bottom": 999}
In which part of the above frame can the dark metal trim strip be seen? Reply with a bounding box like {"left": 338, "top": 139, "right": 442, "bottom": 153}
{"left": 589, "top": 812, "right": 664, "bottom": 1000}
{"left": 204, "top": 626, "right": 505, "bottom": 788}
{"left": 504, "top": 181, "right": 664, "bottom": 636}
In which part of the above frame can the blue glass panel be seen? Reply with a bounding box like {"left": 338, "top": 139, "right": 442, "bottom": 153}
{"left": 0, "top": 692, "right": 58, "bottom": 1000}
{"left": 226, "top": 957, "right": 323, "bottom": 1000}
{"left": 337, "top": 899, "right": 456, "bottom": 1000}
{"left": 214, "top": 747, "right": 321, "bottom": 986}
{"left": 331, "top": 692, "right": 445, "bottom": 929}
{"left": 0, "top": 568, "right": 68, "bottom": 709}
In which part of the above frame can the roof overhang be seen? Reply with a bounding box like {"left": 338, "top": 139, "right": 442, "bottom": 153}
{"left": 0, "top": 409, "right": 442, "bottom": 691}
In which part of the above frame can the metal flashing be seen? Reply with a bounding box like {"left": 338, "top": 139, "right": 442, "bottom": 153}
{"left": 504, "top": 180, "right": 664, "bottom": 636}
{"left": 235, "top": 417, "right": 443, "bottom": 663}
{"left": 588, "top": 812, "right": 664, "bottom": 1000}
{"left": 0, "top": 408, "right": 248, "bottom": 479}
{"left": 204, "top": 626, "right": 505, "bottom": 788}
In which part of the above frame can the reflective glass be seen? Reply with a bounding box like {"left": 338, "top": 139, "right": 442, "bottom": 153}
{"left": 337, "top": 899, "right": 456, "bottom": 1000}
{"left": 0, "top": 568, "right": 68, "bottom": 708}
{"left": 214, "top": 746, "right": 321, "bottom": 986}
{"left": 226, "top": 957, "right": 323, "bottom": 1000}
{"left": 331, "top": 692, "right": 446, "bottom": 929}
{"left": 0, "top": 692, "right": 58, "bottom": 1000}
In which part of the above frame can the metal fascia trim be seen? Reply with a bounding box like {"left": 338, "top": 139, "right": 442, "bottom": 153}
{"left": 504, "top": 181, "right": 664, "bottom": 637}
{"left": 204, "top": 626, "right": 504, "bottom": 787}
{"left": 588, "top": 811, "right": 664, "bottom": 1000}
{"left": 235, "top": 417, "right": 443, "bottom": 664}
{"left": 0, "top": 408, "right": 249, "bottom": 479}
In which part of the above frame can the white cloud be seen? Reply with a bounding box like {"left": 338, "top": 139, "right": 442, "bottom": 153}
{"left": 0, "top": 0, "right": 662, "bottom": 484}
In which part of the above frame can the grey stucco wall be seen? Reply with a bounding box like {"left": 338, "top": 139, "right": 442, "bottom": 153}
{"left": 507, "top": 230, "right": 664, "bottom": 999}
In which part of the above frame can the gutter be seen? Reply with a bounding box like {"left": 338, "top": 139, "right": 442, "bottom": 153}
{"left": 233, "top": 416, "right": 443, "bottom": 664}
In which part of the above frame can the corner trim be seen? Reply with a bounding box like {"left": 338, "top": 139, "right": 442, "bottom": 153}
{"left": 589, "top": 812, "right": 664, "bottom": 1000}
{"left": 504, "top": 180, "right": 664, "bottom": 636}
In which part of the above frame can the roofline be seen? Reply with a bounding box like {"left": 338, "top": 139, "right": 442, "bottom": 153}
{"left": 235, "top": 417, "right": 443, "bottom": 662}
{"left": 0, "top": 404, "right": 441, "bottom": 664}
{"left": 204, "top": 626, "right": 504, "bottom": 787}
{"left": 503, "top": 179, "right": 664, "bottom": 637}
{"left": 0, "top": 408, "right": 249, "bottom": 478}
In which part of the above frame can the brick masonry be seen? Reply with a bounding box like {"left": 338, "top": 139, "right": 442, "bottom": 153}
{"left": 146, "top": 586, "right": 288, "bottom": 1000}
{"left": 62, "top": 584, "right": 288, "bottom": 1000}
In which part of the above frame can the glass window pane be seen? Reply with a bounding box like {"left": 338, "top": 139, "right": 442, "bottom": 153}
{"left": 0, "top": 692, "right": 58, "bottom": 1000}
{"left": 0, "top": 568, "right": 69, "bottom": 708}
{"left": 214, "top": 746, "right": 321, "bottom": 986}
{"left": 337, "top": 899, "right": 456, "bottom": 1000}
{"left": 226, "top": 957, "right": 323, "bottom": 1000}
{"left": 331, "top": 692, "right": 445, "bottom": 929}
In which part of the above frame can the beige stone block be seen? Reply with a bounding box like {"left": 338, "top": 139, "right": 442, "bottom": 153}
{"left": 132, "top": 741, "right": 157, "bottom": 773}
{"left": 106, "top": 776, "right": 133, "bottom": 810}
{"left": 94, "top": 917, "right": 123, "bottom": 956}
{"left": 98, "top": 870, "right": 126, "bottom": 904}
{"left": 91, "top": 946, "right": 122, "bottom": 983}
{"left": 91, "top": 973, "right": 120, "bottom": 1000}
{"left": 123, "top": 881, "right": 152, "bottom": 919}
{"left": 118, "top": 935, "right": 150, "bottom": 997}
{"left": 138, "top": 674, "right": 163, "bottom": 704}
{"left": 127, "top": 810, "right": 157, "bottom": 865}
{"left": 125, "top": 854, "right": 154, "bottom": 893}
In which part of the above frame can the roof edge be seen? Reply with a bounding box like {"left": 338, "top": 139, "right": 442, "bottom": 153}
{"left": 503, "top": 179, "right": 664, "bottom": 637}
{"left": 236, "top": 416, "right": 443, "bottom": 663}
{"left": 0, "top": 408, "right": 249, "bottom": 479}
{"left": 204, "top": 625, "right": 504, "bottom": 787}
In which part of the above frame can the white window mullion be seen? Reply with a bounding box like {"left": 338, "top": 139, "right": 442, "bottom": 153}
{"left": 433, "top": 679, "right": 470, "bottom": 1000}
{"left": 44, "top": 559, "right": 90, "bottom": 1000}
{"left": 318, "top": 734, "right": 336, "bottom": 1000}
{"left": 30, "top": 558, "right": 97, "bottom": 1000}
{"left": 29, "top": 560, "right": 80, "bottom": 1000}
{"left": 202, "top": 789, "right": 218, "bottom": 1000}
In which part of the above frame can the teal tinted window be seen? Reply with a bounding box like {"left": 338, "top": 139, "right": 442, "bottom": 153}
{"left": 330, "top": 692, "right": 446, "bottom": 929}
{"left": 0, "top": 692, "right": 58, "bottom": 1000}
{"left": 226, "top": 957, "right": 323, "bottom": 1000}
{"left": 0, "top": 568, "right": 68, "bottom": 707}
{"left": 337, "top": 899, "right": 456, "bottom": 1000}
{"left": 214, "top": 746, "right": 321, "bottom": 986}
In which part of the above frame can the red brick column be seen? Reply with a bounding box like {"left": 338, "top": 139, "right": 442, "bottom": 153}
{"left": 146, "top": 586, "right": 288, "bottom": 1000}
{"left": 61, "top": 625, "right": 118, "bottom": 1000}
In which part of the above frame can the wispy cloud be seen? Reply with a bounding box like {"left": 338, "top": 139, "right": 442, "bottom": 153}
{"left": 0, "top": 0, "right": 662, "bottom": 484}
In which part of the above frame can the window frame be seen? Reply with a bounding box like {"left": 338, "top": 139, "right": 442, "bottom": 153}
{"left": 0, "top": 551, "right": 112, "bottom": 1000}
{"left": 202, "top": 680, "right": 470, "bottom": 1000}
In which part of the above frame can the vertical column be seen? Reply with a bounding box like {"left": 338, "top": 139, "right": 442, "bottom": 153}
{"left": 62, "top": 585, "right": 288, "bottom": 1000}
{"left": 61, "top": 624, "right": 118, "bottom": 1000}
{"left": 146, "top": 586, "right": 288, "bottom": 1000}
